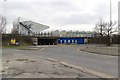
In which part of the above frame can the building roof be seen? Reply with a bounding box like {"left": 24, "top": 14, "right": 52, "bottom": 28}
{"left": 21, "top": 20, "right": 49, "bottom": 32}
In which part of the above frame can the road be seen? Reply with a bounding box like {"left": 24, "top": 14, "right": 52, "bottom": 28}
{"left": 2, "top": 45, "right": 118, "bottom": 77}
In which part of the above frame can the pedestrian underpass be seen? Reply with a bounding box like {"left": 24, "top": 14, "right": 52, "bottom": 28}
{"left": 37, "top": 38, "right": 57, "bottom": 45}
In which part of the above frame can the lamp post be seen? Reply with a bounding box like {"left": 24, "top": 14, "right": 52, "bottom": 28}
{"left": 4, "top": 0, "right": 7, "bottom": 34}
{"left": 110, "top": 0, "right": 112, "bottom": 24}
{"left": 109, "top": 0, "right": 112, "bottom": 45}
{"left": 2, "top": 0, "right": 7, "bottom": 34}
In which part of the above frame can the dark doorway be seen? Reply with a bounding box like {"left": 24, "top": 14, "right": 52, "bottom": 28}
{"left": 38, "top": 39, "right": 57, "bottom": 45}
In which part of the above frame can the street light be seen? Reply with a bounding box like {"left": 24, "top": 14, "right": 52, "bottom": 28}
{"left": 3, "top": 0, "right": 7, "bottom": 34}
{"left": 110, "top": 0, "right": 112, "bottom": 24}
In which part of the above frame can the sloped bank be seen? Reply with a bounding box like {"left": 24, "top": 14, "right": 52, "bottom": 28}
{"left": 79, "top": 45, "right": 118, "bottom": 56}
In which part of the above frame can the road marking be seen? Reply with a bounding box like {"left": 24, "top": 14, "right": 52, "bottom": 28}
{"left": 14, "top": 47, "right": 45, "bottom": 51}
{"left": 42, "top": 57, "right": 58, "bottom": 62}
{"left": 39, "top": 48, "right": 45, "bottom": 51}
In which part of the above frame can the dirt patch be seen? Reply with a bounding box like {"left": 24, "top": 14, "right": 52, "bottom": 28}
{"left": 16, "top": 59, "right": 29, "bottom": 61}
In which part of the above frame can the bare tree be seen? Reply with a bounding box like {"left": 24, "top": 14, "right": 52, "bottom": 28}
{"left": 94, "top": 18, "right": 106, "bottom": 44}
{"left": 103, "top": 21, "right": 117, "bottom": 46}
{"left": 94, "top": 18, "right": 106, "bottom": 37}
{"left": 0, "top": 15, "right": 7, "bottom": 34}
{"left": 94, "top": 18, "right": 117, "bottom": 46}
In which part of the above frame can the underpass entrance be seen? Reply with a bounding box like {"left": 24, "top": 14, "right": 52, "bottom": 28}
{"left": 38, "top": 38, "right": 57, "bottom": 45}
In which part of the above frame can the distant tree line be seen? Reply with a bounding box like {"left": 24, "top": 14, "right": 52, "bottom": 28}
{"left": 0, "top": 15, "right": 7, "bottom": 43}
{"left": 0, "top": 15, "right": 6, "bottom": 34}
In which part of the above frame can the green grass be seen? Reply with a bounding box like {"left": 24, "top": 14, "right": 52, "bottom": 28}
{"left": 2, "top": 43, "right": 32, "bottom": 49}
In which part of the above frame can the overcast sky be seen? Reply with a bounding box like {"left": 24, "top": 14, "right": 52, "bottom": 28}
{"left": 0, "top": 0, "right": 119, "bottom": 33}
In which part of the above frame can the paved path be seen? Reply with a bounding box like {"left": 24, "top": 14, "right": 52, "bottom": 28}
{"left": 2, "top": 45, "right": 118, "bottom": 77}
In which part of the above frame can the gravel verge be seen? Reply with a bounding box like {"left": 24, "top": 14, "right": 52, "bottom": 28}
{"left": 79, "top": 44, "right": 118, "bottom": 56}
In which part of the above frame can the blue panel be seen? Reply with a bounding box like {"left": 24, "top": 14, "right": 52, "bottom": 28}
{"left": 62, "top": 40, "right": 64, "bottom": 44}
{"left": 78, "top": 38, "right": 84, "bottom": 44}
{"left": 58, "top": 40, "right": 60, "bottom": 44}
{"left": 73, "top": 40, "right": 75, "bottom": 43}
{"left": 57, "top": 38, "right": 84, "bottom": 44}
{"left": 70, "top": 40, "right": 72, "bottom": 43}
{"left": 65, "top": 40, "right": 68, "bottom": 44}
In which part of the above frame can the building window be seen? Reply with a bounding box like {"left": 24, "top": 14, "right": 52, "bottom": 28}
{"left": 72, "top": 40, "right": 74, "bottom": 43}
{"left": 68, "top": 40, "right": 70, "bottom": 43}
{"left": 64, "top": 40, "right": 66, "bottom": 43}
{"left": 75, "top": 40, "right": 77, "bottom": 43}
{"left": 60, "top": 40, "right": 62, "bottom": 43}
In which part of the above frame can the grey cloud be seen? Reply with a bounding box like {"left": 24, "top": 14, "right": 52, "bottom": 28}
{"left": 3, "top": 0, "right": 118, "bottom": 32}
{"left": 32, "top": 1, "right": 80, "bottom": 12}
{"left": 49, "top": 1, "right": 114, "bottom": 26}
{"left": 51, "top": 13, "right": 98, "bottom": 26}
{"left": 6, "top": 2, "right": 32, "bottom": 11}
{"left": 70, "top": 13, "right": 98, "bottom": 24}
{"left": 93, "top": 2, "right": 109, "bottom": 17}
{"left": 5, "top": 1, "right": 79, "bottom": 24}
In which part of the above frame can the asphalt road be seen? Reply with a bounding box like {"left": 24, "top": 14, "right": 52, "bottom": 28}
{"left": 2, "top": 45, "right": 118, "bottom": 77}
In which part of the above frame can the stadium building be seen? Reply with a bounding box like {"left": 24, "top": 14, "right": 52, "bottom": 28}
{"left": 13, "top": 18, "right": 94, "bottom": 45}
{"left": 13, "top": 18, "right": 49, "bottom": 35}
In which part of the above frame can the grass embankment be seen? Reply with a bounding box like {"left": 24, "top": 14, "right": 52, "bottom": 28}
{"left": 79, "top": 45, "right": 118, "bottom": 56}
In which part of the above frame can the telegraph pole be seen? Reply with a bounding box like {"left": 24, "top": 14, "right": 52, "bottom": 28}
{"left": 3, "top": 0, "right": 7, "bottom": 34}
{"left": 109, "top": 0, "right": 112, "bottom": 46}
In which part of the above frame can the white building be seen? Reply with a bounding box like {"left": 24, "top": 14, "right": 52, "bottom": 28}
{"left": 13, "top": 18, "right": 49, "bottom": 35}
